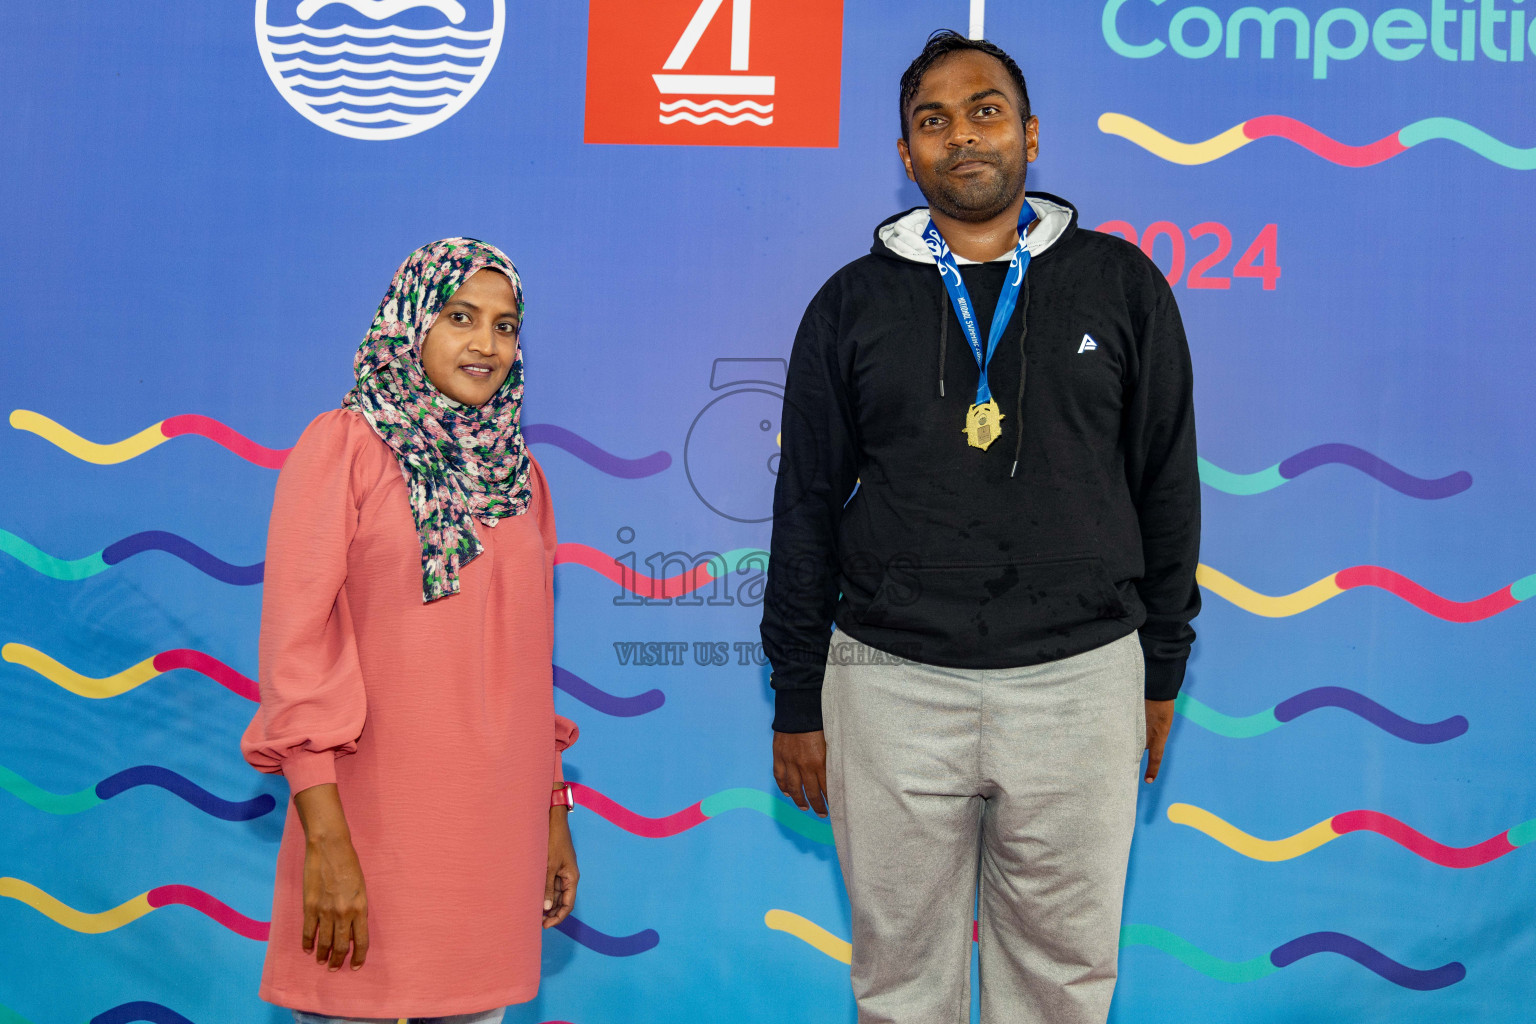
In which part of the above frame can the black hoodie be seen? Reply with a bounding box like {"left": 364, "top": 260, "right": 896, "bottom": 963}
{"left": 761, "top": 192, "right": 1201, "bottom": 733}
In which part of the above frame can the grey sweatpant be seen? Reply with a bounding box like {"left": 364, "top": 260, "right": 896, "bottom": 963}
{"left": 823, "top": 629, "right": 1145, "bottom": 1024}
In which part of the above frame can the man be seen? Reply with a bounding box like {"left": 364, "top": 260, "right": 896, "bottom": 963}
{"left": 761, "top": 31, "right": 1200, "bottom": 1024}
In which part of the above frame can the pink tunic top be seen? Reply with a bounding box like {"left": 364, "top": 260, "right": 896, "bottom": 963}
{"left": 241, "top": 409, "right": 576, "bottom": 1018}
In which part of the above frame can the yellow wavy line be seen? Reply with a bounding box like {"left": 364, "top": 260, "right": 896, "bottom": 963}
{"left": 1168, "top": 803, "right": 1339, "bottom": 862}
{"left": 1196, "top": 564, "right": 1343, "bottom": 618}
{"left": 9, "top": 409, "right": 168, "bottom": 465}
{"left": 1098, "top": 113, "right": 1252, "bottom": 166}
{"left": 765, "top": 909, "right": 851, "bottom": 965}
{"left": 1, "top": 643, "right": 159, "bottom": 699}
{"left": 0, "top": 877, "right": 153, "bottom": 933}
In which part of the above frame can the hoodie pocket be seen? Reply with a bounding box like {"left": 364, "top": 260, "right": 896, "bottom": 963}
{"left": 858, "top": 554, "right": 1128, "bottom": 649}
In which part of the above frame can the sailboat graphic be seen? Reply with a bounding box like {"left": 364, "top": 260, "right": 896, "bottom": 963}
{"left": 654, "top": 0, "right": 774, "bottom": 126}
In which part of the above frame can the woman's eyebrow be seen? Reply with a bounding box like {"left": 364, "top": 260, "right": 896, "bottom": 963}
{"left": 443, "top": 298, "right": 480, "bottom": 311}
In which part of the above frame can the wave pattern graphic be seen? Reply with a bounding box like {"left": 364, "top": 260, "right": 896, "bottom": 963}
{"left": 1100, "top": 112, "right": 1536, "bottom": 170}
{"left": 659, "top": 99, "right": 772, "bottom": 114}
{"left": 1169, "top": 803, "right": 1536, "bottom": 868}
{"left": 11, "top": 410, "right": 670, "bottom": 477}
{"left": 0, "top": 762, "right": 274, "bottom": 820}
{"left": 1198, "top": 444, "right": 1472, "bottom": 498}
{"left": 767, "top": 911, "right": 1464, "bottom": 990}
{"left": 0, "top": 877, "right": 268, "bottom": 939}
{"left": 659, "top": 111, "right": 774, "bottom": 126}
{"left": 569, "top": 783, "right": 833, "bottom": 845}
{"left": 1175, "top": 688, "right": 1468, "bottom": 743}
{"left": 1198, "top": 563, "right": 1536, "bottom": 620}
{"left": 258, "top": 0, "right": 502, "bottom": 141}
{"left": 0, "top": 529, "right": 262, "bottom": 585}
{"left": 551, "top": 914, "right": 659, "bottom": 957}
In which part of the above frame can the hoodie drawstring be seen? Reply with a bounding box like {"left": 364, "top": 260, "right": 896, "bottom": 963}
{"left": 1009, "top": 277, "right": 1030, "bottom": 478}
{"left": 937, "top": 286, "right": 949, "bottom": 398}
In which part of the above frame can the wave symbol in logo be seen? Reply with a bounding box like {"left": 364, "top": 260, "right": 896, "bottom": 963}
{"left": 254, "top": 0, "right": 504, "bottom": 140}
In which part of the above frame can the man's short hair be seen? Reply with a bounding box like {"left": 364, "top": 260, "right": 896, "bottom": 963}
{"left": 898, "top": 30, "right": 1032, "bottom": 141}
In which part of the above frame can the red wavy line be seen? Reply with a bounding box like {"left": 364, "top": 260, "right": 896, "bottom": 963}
{"left": 160, "top": 414, "right": 291, "bottom": 469}
{"left": 151, "top": 650, "right": 258, "bottom": 701}
{"left": 146, "top": 884, "right": 270, "bottom": 940}
{"left": 567, "top": 782, "right": 706, "bottom": 838}
{"left": 1332, "top": 811, "right": 1518, "bottom": 868}
{"left": 1334, "top": 565, "right": 1519, "bottom": 622}
{"left": 1243, "top": 116, "right": 1407, "bottom": 168}
{"left": 553, "top": 543, "right": 718, "bottom": 599}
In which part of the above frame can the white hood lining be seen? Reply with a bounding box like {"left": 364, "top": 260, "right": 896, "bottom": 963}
{"left": 878, "top": 196, "right": 1072, "bottom": 265}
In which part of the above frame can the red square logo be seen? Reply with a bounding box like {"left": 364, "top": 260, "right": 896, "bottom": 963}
{"left": 584, "top": 0, "right": 844, "bottom": 148}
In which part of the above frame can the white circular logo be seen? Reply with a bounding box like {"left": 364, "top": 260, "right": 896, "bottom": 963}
{"left": 255, "top": 0, "right": 504, "bottom": 141}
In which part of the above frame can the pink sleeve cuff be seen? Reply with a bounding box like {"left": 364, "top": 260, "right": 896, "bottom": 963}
{"left": 281, "top": 748, "right": 338, "bottom": 795}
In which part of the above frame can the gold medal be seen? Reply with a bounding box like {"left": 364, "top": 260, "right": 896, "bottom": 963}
{"left": 963, "top": 399, "right": 1004, "bottom": 451}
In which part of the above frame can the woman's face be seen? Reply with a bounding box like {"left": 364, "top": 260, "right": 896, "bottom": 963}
{"left": 419, "top": 268, "right": 521, "bottom": 406}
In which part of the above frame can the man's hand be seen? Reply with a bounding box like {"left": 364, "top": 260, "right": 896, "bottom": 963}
{"left": 773, "top": 730, "right": 828, "bottom": 817}
{"left": 1143, "top": 699, "right": 1175, "bottom": 783}
{"left": 543, "top": 806, "right": 578, "bottom": 929}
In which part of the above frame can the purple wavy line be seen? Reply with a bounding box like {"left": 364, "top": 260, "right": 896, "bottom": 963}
{"left": 91, "top": 1002, "right": 196, "bottom": 1024}
{"left": 524, "top": 424, "right": 671, "bottom": 479}
{"left": 553, "top": 666, "right": 665, "bottom": 718}
{"left": 1272, "top": 687, "right": 1469, "bottom": 744}
{"left": 552, "top": 914, "right": 659, "bottom": 957}
{"left": 1270, "top": 932, "right": 1466, "bottom": 990}
{"left": 99, "top": 531, "right": 264, "bottom": 585}
{"left": 1277, "top": 444, "right": 1472, "bottom": 499}
{"left": 95, "top": 766, "right": 277, "bottom": 821}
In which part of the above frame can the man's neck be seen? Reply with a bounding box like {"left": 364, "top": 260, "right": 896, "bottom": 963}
{"left": 928, "top": 192, "right": 1032, "bottom": 263}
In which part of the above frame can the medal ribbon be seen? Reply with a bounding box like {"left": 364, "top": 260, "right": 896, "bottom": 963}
{"left": 921, "top": 205, "right": 1038, "bottom": 406}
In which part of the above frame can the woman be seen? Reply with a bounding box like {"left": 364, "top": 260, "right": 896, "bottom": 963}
{"left": 242, "top": 238, "right": 579, "bottom": 1024}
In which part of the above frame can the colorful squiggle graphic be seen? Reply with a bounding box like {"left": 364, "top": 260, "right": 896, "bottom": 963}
{"left": 1123, "top": 925, "right": 1466, "bottom": 990}
{"left": 0, "top": 762, "right": 274, "bottom": 821}
{"left": 9, "top": 410, "right": 671, "bottom": 478}
{"left": 1198, "top": 445, "right": 1471, "bottom": 499}
{"left": 1175, "top": 688, "right": 1468, "bottom": 744}
{"left": 553, "top": 666, "right": 664, "bottom": 717}
{"left": 554, "top": 544, "right": 766, "bottom": 599}
{"left": 766, "top": 910, "right": 1464, "bottom": 990}
{"left": 1, "top": 1003, "right": 574, "bottom": 1024}
{"left": 552, "top": 914, "right": 659, "bottom": 957}
{"left": 570, "top": 782, "right": 833, "bottom": 845}
{"left": 0, "top": 877, "right": 268, "bottom": 939}
{"left": 0, "top": 529, "right": 262, "bottom": 585}
{"left": 1169, "top": 803, "right": 1536, "bottom": 868}
{"left": 2, "top": 643, "right": 259, "bottom": 701}
{"left": 1099, "top": 113, "right": 1536, "bottom": 170}
{"left": 4, "top": 642, "right": 652, "bottom": 720}
{"left": 1199, "top": 563, "right": 1536, "bottom": 621}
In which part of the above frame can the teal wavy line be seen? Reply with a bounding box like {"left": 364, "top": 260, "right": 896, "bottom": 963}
{"left": 1197, "top": 457, "right": 1285, "bottom": 496}
{"left": 1510, "top": 574, "right": 1536, "bottom": 602}
{"left": 1175, "top": 693, "right": 1280, "bottom": 738}
{"left": 1509, "top": 819, "right": 1536, "bottom": 848}
{"left": 1121, "top": 924, "right": 1279, "bottom": 983}
{"left": 1400, "top": 118, "right": 1536, "bottom": 171}
{"left": 0, "top": 1005, "right": 35, "bottom": 1024}
{"left": 0, "top": 529, "right": 107, "bottom": 581}
{"left": 700, "top": 787, "right": 834, "bottom": 845}
{"left": 0, "top": 764, "right": 102, "bottom": 814}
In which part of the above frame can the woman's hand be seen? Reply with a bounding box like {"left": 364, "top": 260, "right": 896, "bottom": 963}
{"left": 543, "top": 806, "right": 578, "bottom": 928}
{"left": 293, "top": 784, "right": 369, "bottom": 970}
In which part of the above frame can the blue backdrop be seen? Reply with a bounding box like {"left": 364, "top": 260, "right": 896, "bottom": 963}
{"left": 2, "top": 2, "right": 1533, "bottom": 1022}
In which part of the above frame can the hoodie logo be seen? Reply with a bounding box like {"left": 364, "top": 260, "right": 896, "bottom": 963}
{"left": 1078, "top": 334, "right": 1099, "bottom": 353}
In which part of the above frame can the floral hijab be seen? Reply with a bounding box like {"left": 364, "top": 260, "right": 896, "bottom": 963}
{"left": 343, "top": 238, "right": 531, "bottom": 602}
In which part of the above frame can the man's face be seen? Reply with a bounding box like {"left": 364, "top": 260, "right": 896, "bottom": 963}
{"left": 898, "top": 50, "right": 1038, "bottom": 223}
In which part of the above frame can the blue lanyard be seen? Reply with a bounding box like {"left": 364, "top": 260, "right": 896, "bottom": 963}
{"left": 921, "top": 206, "right": 1037, "bottom": 406}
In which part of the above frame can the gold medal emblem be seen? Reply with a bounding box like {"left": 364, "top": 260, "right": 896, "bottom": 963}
{"left": 963, "top": 400, "right": 1004, "bottom": 450}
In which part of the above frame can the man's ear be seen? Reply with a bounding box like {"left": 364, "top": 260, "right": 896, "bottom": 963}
{"left": 897, "top": 137, "right": 917, "bottom": 183}
{"left": 1024, "top": 116, "right": 1040, "bottom": 164}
